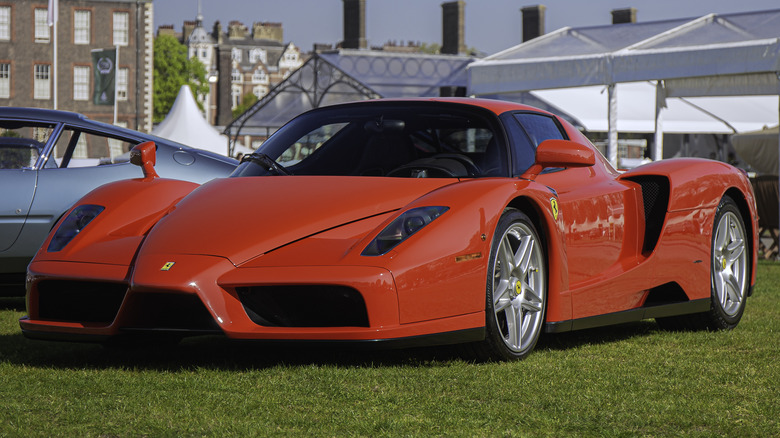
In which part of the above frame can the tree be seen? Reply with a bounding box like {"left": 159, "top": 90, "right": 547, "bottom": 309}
{"left": 153, "top": 34, "right": 210, "bottom": 123}
{"left": 232, "top": 92, "right": 259, "bottom": 119}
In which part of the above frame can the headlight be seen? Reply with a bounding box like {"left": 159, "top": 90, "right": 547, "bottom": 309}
{"left": 362, "top": 206, "right": 449, "bottom": 256}
{"left": 47, "top": 204, "right": 105, "bottom": 252}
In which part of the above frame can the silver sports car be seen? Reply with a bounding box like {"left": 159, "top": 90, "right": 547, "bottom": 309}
{"left": 0, "top": 107, "right": 237, "bottom": 295}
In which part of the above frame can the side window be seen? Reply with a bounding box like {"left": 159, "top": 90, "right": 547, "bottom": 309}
{"left": 513, "top": 113, "right": 565, "bottom": 146}
{"left": 278, "top": 122, "right": 348, "bottom": 166}
{"left": 0, "top": 121, "right": 56, "bottom": 169}
{"left": 51, "top": 128, "right": 135, "bottom": 168}
{"left": 506, "top": 112, "right": 566, "bottom": 175}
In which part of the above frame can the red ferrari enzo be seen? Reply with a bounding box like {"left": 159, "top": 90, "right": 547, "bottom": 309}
{"left": 20, "top": 98, "right": 757, "bottom": 360}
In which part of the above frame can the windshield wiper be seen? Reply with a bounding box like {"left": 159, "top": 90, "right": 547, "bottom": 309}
{"left": 241, "top": 152, "right": 292, "bottom": 176}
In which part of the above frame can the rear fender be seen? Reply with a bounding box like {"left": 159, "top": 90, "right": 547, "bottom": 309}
{"left": 621, "top": 158, "right": 757, "bottom": 287}
{"left": 621, "top": 158, "right": 754, "bottom": 212}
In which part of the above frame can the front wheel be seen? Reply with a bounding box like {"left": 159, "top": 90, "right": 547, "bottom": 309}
{"left": 475, "top": 209, "right": 547, "bottom": 361}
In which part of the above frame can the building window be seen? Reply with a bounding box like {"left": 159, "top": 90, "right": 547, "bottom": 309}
{"left": 251, "top": 69, "right": 267, "bottom": 84}
{"left": 0, "top": 63, "right": 10, "bottom": 98}
{"left": 252, "top": 86, "right": 267, "bottom": 99}
{"left": 249, "top": 48, "right": 267, "bottom": 64}
{"left": 231, "top": 48, "right": 241, "bottom": 62}
{"left": 113, "top": 12, "right": 128, "bottom": 46}
{"left": 73, "top": 66, "right": 89, "bottom": 100}
{"left": 231, "top": 84, "right": 242, "bottom": 108}
{"left": 74, "top": 10, "right": 90, "bottom": 44}
{"left": 231, "top": 68, "right": 241, "bottom": 83}
{"left": 0, "top": 6, "right": 11, "bottom": 41}
{"left": 35, "top": 8, "right": 50, "bottom": 42}
{"left": 34, "top": 64, "right": 50, "bottom": 99}
{"left": 117, "top": 68, "right": 128, "bottom": 101}
{"left": 108, "top": 122, "right": 128, "bottom": 158}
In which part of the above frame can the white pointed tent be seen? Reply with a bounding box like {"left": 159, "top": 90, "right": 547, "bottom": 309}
{"left": 153, "top": 85, "right": 231, "bottom": 156}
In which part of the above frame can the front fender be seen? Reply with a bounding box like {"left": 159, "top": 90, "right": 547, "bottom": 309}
{"left": 360, "top": 178, "right": 568, "bottom": 324}
{"left": 33, "top": 178, "right": 200, "bottom": 266}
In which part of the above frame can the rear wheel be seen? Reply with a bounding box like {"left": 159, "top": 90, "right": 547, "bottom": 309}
{"left": 657, "top": 195, "right": 749, "bottom": 331}
{"left": 708, "top": 196, "right": 749, "bottom": 328}
{"left": 474, "top": 209, "right": 547, "bottom": 360}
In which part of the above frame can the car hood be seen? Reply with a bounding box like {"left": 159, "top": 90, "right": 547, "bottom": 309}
{"left": 139, "top": 176, "right": 456, "bottom": 265}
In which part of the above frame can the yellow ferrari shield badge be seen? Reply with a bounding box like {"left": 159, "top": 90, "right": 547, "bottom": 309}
{"left": 161, "top": 262, "right": 175, "bottom": 271}
{"left": 550, "top": 198, "right": 559, "bottom": 220}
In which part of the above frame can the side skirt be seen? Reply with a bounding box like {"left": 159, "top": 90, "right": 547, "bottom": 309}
{"left": 544, "top": 298, "right": 711, "bottom": 333}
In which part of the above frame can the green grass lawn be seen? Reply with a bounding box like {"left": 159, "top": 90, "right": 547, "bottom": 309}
{"left": 1, "top": 262, "right": 778, "bottom": 437}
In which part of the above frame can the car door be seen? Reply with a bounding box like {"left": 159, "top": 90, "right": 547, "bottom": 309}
{"left": 0, "top": 169, "right": 36, "bottom": 252}
{"left": 509, "top": 112, "right": 644, "bottom": 317}
{"left": 0, "top": 120, "right": 58, "bottom": 254}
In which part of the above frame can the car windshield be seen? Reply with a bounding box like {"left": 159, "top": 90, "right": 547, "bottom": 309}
{"left": 231, "top": 102, "right": 507, "bottom": 178}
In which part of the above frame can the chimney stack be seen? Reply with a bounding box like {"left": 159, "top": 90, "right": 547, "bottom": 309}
{"left": 521, "top": 5, "right": 546, "bottom": 42}
{"left": 441, "top": 1, "right": 466, "bottom": 55}
{"left": 611, "top": 8, "right": 637, "bottom": 24}
{"left": 342, "top": 0, "right": 367, "bottom": 49}
{"left": 215, "top": 46, "right": 233, "bottom": 126}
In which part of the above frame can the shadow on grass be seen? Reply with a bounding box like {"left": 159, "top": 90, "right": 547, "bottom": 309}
{"left": 0, "top": 319, "right": 662, "bottom": 371}
{"left": 0, "top": 297, "right": 25, "bottom": 312}
{"left": 537, "top": 320, "right": 660, "bottom": 352}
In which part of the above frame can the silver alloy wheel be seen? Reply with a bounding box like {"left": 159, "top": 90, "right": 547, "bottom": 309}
{"left": 491, "top": 222, "right": 546, "bottom": 353}
{"left": 712, "top": 210, "right": 748, "bottom": 317}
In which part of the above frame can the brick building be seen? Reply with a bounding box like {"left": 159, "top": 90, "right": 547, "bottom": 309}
{"left": 0, "top": 0, "right": 154, "bottom": 132}
{"left": 158, "top": 15, "right": 303, "bottom": 126}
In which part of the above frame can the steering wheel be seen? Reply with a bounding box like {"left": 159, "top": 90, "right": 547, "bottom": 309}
{"left": 387, "top": 155, "right": 476, "bottom": 178}
{"left": 241, "top": 153, "right": 292, "bottom": 176}
{"left": 430, "top": 154, "right": 481, "bottom": 177}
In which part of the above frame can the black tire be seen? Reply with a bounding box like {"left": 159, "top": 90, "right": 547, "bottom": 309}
{"left": 656, "top": 195, "right": 749, "bottom": 331}
{"left": 472, "top": 209, "right": 547, "bottom": 360}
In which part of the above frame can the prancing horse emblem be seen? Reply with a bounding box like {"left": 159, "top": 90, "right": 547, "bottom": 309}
{"left": 161, "top": 262, "right": 175, "bottom": 271}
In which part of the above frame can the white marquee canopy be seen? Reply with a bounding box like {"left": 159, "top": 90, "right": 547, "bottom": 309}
{"left": 468, "top": 9, "right": 780, "bottom": 166}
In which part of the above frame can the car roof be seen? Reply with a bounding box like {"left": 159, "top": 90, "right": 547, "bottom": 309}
{"left": 365, "top": 97, "right": 555, "bottom": 117}
{"left": 0, "top": 106, "right": 182, "bottom": 147}
{"left": 0, "top": 107, "right": 93, "bottom": 124}
{"left": 0, "top": 107, "right": 239, "bottom": 165}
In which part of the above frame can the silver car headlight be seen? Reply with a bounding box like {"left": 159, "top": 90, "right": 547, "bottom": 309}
{"left": 47, "top": 204, "right": 105, "bottom": 252}
{"left": 362, "top": 206, "right": 449, "bottom": 256}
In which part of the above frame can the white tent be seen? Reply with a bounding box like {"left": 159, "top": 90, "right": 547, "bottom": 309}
{"left": 530, "top": 82, "right": 777, "bottom": 134}
{"left": 468, "top": 10, "right": 780, "bottom": 167}
{"left": 153, "top": 85, "right": 231, "bottom": 156}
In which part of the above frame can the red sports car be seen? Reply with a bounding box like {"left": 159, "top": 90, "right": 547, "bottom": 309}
{"left": 20, "top": 98, "right": 757, "bottom": 360}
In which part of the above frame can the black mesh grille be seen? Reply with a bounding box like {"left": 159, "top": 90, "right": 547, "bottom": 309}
{"left": 37, "top": 280, "right": 127, "bottom": 324}
{"left": 237, "top": 285, "right": 370, "bottom": 327}
{"left": 628, "top": 175, "right": 669, "bottom": 253}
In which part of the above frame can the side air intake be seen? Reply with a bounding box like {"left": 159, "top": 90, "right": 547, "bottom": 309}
{"left": 626, "top": 175, "right": 669, "bottom": 254}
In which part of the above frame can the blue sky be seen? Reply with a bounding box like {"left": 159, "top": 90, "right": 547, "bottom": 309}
{"left": 154, "top": 0, "right": 780, "bottom": 54}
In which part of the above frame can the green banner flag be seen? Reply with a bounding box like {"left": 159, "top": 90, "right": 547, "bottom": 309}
{"left": 91, "top": 48, "right": 116, "bottom": 105}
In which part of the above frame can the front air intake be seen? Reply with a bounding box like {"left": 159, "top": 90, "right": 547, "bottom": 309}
{"left": 237, "top": 285, "right": 369, "bottom": 327}
{"left": 37, "top": 280, "right": 127, "bottom": 324}
{"left": 118, "top": 292, "right": 221, "bottom": 332}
